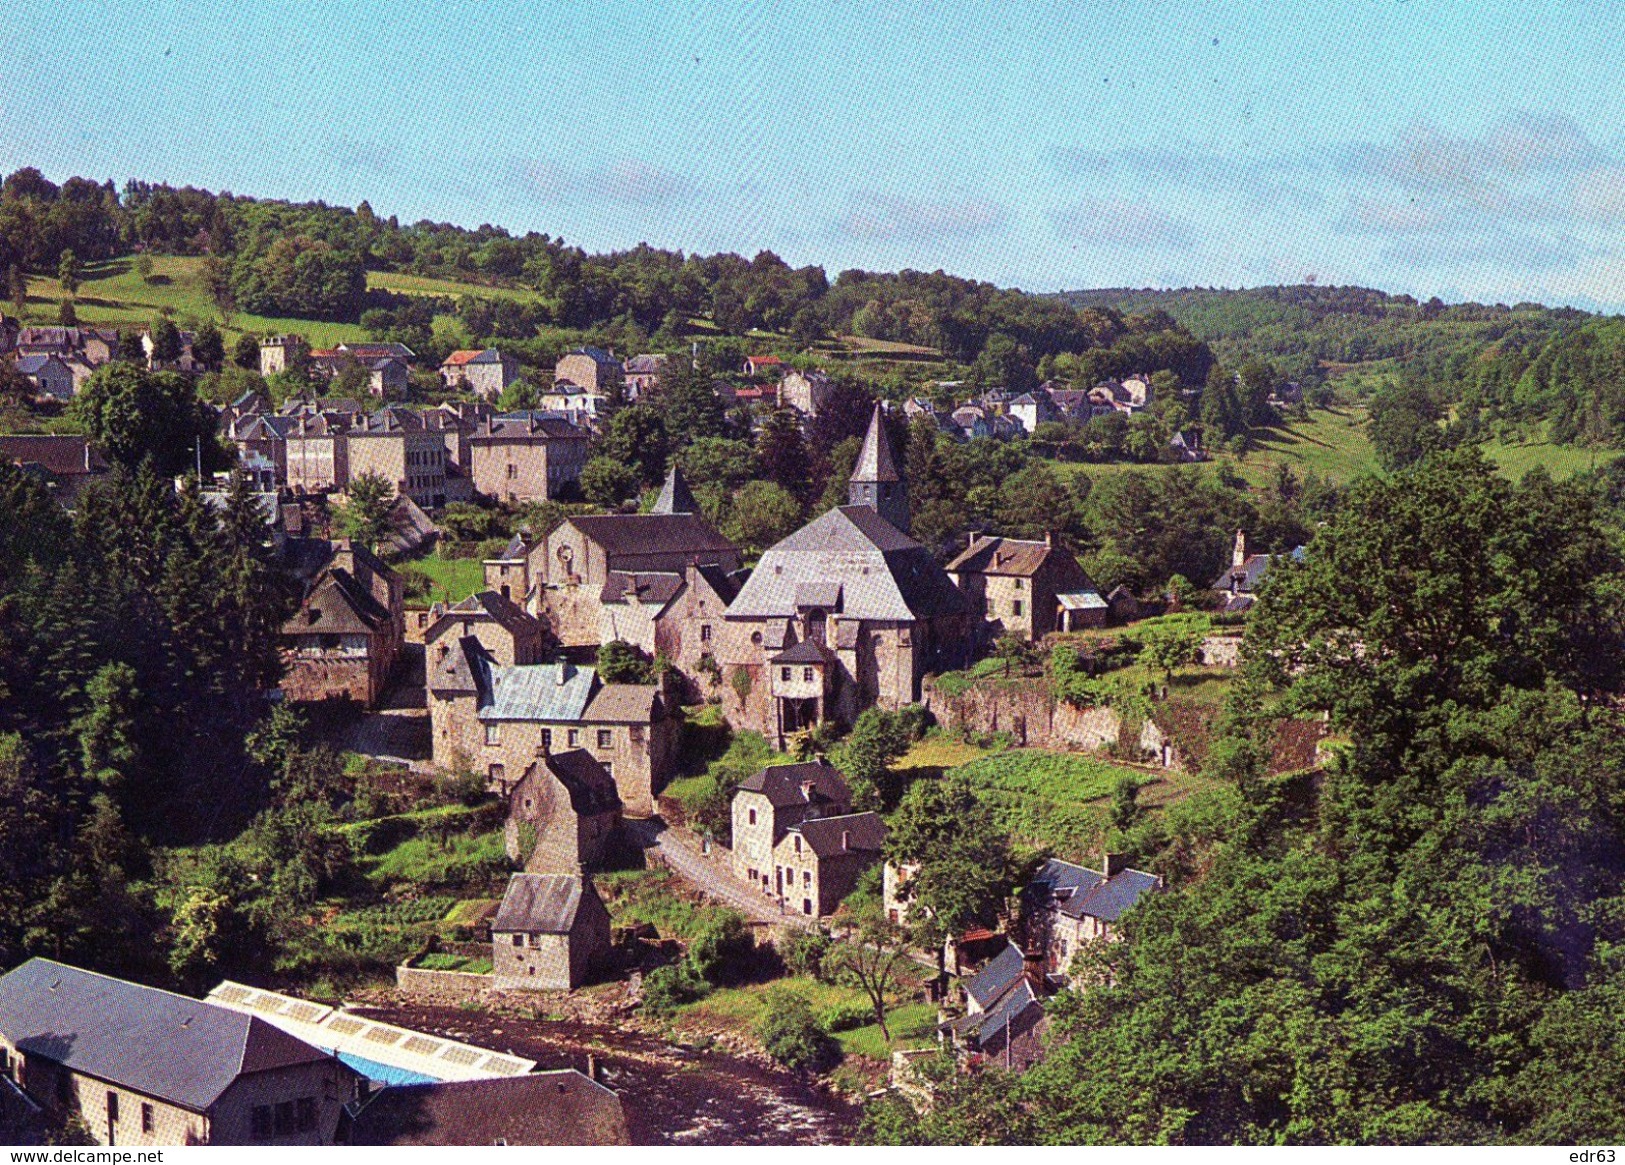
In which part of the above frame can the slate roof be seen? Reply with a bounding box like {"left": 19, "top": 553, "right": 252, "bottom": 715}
{"left": 339, "top": 341, "right": 415, "bottom": 360}
{"left": 583, "top": 683, "right": 664, "bottom": 723}
{"left": 0, "top": 959, "right": 331, "bottom": 1113}
{"left": 1057, "top": 590, "right": 1108, "bottom": 610}
{"left": 693, "top": 562, "right": 744, "bottom": 605}
{"left": 964, "top": 942, "right": 1026, "bottom": 1011}
{"left": 789, "top": 811, "right": 886, "bottom": 857}
{"left": 478, "top": 658, "right": 598, "bottom": 722}
{"left": 282, "top": 568, "right": 394, "bottom": 637}
{"left": 727, "top": 506, "right": 969, "bottom": 623}
{"left": 736, "top": 760, "right": 850, "bottom": 809}
{"left": 0, "top": 435, "right": 106, "bottom": 476}
{"left": 624, "top": 354, "right": 666, "bottom": 374}
{"left": 539, "top": 749, "right": 622, "bottom": 817}
{"left": 567, "top": 346, "right": 616, "bottom": 364}
{"left": 442, "top": 349, "right": 503, "bottom": 367}
{"left": 471, "top": 416, "right": 588, "bottom": 442}
{"left": 948, "top": 535, "right": 1053, "bottom": 577}
{"left": 1027, "top": 858, "right": 1161, "bottom": 924}
{"left": 772, "top": 638, "right": 833, "bottom": 665}
{"left": 651, "top": 465, "right": 698, "bottom": 515}
{"left": 493, "top": 874, "right": 597, "bottom": 934}
{"left": 344, "top": 1071, "right": 629, "bottom": 1146}
{"left": 427, "top": 591, "right": 541, "bottom": 642}
{"left": 852, "top": 402, "right": 900, "bottom": 483}
{"left": 567, "top": 514, "right": 737, "bottom": 569}
{"left": 14, "top": 353, "right": 63, "bottom": 376}
{"left": 600, "top": 571, "right": 684, "bottom": 608}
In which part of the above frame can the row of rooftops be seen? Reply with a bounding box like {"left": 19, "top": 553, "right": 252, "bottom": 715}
{"left": 0, "top": 957, "right": 627, "bottom": 1145}
{"left": 228, "top": 397, "right": 588, "bottom": 442}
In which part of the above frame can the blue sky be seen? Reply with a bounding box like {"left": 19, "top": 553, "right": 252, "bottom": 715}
{"left": 6, "top": 0, "right": 1625, "bottom": 309}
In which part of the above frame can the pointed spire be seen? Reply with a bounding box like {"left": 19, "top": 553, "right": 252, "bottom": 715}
{"left": 852, "top": 401, "right": 900, "bottom": 484}
{"left": 652, "top": 463, "right": 699, "bottom": 515}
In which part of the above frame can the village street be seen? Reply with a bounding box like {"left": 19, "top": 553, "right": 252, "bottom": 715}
{"left": 627, "top": 818, "right": 817, "bottom": 930}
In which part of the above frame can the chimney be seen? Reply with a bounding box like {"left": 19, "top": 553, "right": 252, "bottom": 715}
{"left": 1232, "top": 529, "right": 1247, "bottom": 569}
{"left": 556, "top": 662, "right": 571, "bottom": 686}
{"left": 1102, "top": 851, "right": 1128, "bottom": 878}
{"left": 841, "top": 829, "right": 851, "bottom": 852}
{"left": 1044, "top": 530, "right": 1054, "bottom": 548}
{"left": 801, "top": 778, "right": 817, "bottom": 802}
{"left": 586, "top": 1053, "right": 600, "bottom": 1082}
{"left": 1023, "top": 948, "right": 1046, "bottom": 992}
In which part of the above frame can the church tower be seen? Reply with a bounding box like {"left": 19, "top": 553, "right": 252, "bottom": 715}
{"left": 849, "top": 401, "right": 909, "bottom": 533}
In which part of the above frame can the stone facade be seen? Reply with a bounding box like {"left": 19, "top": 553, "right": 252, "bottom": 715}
{"left": 425, "top": 591, "right": 547, "bottom": 667}
{"left": 554, "top": 348, "right": 620, "bottom": 396}
{"left": 440, "top": 349, "right": 520, "bottom": 399}
{"left": 729, "top": 760, "right": 852, "bottom": 887}
{"left": 468, "top": 416, "right": 589, "bottom": 503}
{"left": 347, "top": 416, "right": 448, "bottom": 509}
{"left": 768, "top": 812, "right": 886, "bottom": 917}
{"left": 259, "top": 335, "right": 308, "bottom": 377}
{"left": 490, "top": 874, "right": 613, "bottom": 991}
{"left": 280, "top": 541, "right": 404, "bottom": 710}
{"left": 947, "top": 533, "right": 1098, "bottom": 643}
{"left": 778, "top": 369, "right": 834, "bottom": 416}
{"left": 503, "top": 749, "right": 622, "bottom": 874}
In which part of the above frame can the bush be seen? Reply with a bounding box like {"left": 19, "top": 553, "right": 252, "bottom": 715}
{"left": 820, "top": 1000, "right": 875, "bottom": 1033}
{"left": 780, "top": 926, "right": 833, "bottom": 981}
{"left": 686, "top": 909, "right": 755, "bottom": 985}
{"left": 641, "top": 961, "right": 710, "bottom": 1015}
{"left": 757, "top": 990, "right": 840, "bottom": 1073}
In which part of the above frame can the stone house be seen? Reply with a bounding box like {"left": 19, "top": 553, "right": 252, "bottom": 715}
{"left": 720, "top": 411, "right": 971, "bottom": 745}
{"left": 228, "top": 414, "right": 296, "bottom": 484}
{"left": 13, "top": 353, "right": 75, "bottom": 399}
{"left": 425, "top": 590, "right": 547, "bottom": 667}
{"left": 482, "top": 533, "right": 532, "bottom": 604}
{"left": 554, "top": 347, "right": 620, "bottom": 396}
{"left": 0, "top": 435, "right": 109, "bottom": 509}
{"left": 15, "top": 326, "right": 119, "bottom": 366}
{"left": 525, "top": 469, "right": 741, "bottom": 654}
{"left": 0, "top": 959, "right": 359, "bottom": 1146}
{"left": 467, "top": 414, "right": 590, "bottom": 503}
{"left": 730, "top": 759, "right": 852, "bottom": 889}
{"left": 1021, "top": 855, "right": 1163, "bottom": 981}
{"left": 439, "top": 348, "right": 520, "bottom": 399}
{"left": 259, "top": 334, "right": 308, "bottom": 377}
{"left": 622, "top": 353, "right": 667, "bottom": 400}
{"left": 778, "top": 368, "right": 834, "bottom": 416}
{"left": 285, "top": 412, "right": 353, "bottom": 494}
{"left": 947, "top": 533, "right": 1100, "bottom": 641}
{"left": 427, "top": 643, "right": 676, "bottom": 816}
{"left": 342, "top": 1071, "right": 629, "bottom": 1146}
{"left": 769, "top": 811, "right": 886, "bottom": 917}
{"left": 939, "top": 942, "right": 1048, "bottom": 1071}
{"left": 504, "top": 748, "right": 622, "bottom": 874}
{"left": 1008, "top": 391, "right": 1059, "bottom": 433}
{"left": 421, "top": 401, "right": 493, "bottom": 504}
{"left": 346, "top": 408, "right": 448, "bottom": 509}
{"left": 490, "top": 873, "right": 613, "bottom": 991}
{"left": 279, "top": 540, "right": 404, "bottom": 709}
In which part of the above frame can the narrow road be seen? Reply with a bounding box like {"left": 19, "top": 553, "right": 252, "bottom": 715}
{"left": 626, "top": 819, "right": 814, "bottom": 930}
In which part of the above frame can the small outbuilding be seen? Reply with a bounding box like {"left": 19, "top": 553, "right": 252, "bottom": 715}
{"left": 490, "top": 873, "right": 612, "bottom": 991}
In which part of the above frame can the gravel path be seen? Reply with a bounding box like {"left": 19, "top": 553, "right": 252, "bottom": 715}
{"left": 627, "top": 819, "right": 815, "bottom": 930}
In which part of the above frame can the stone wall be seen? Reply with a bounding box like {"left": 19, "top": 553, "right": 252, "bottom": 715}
{"left": 923, "top": 676, "right": 1128, "bottom": 753}
{"left": 394, "top": 966, "right": 492, "bottom": 1004}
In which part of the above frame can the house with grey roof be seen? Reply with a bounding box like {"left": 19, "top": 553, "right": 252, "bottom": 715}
{"left": 0, "top": 959, "right": 359, "bottom": 1146}
{"left": 490, "top": 874, "right": 612, "bottom": 990}
{"left": 527, "top": 465, "right": 742, "bottom": 657}
{"left": 341, "top": 1069, "right": 629, "bottom": 1145}
{"left": 426, "top": 589, "right": 547, "bottom": 667}
{"left": 279, "top": 540, "right": 405, "bottom": 709}
{"left": 440, "top": 348, "right": 521, "bottom": 399}
{"left": 939, "top": 940, "right": 1049, "bottom": 1071}
{"left": 730, "top": 760, "right": 852, "bottom": 889}
{"left": 1209, "top": 530, "right": 1307, "bottom": 614}
{"left": 428, "top": 641, "right": 676, "bottom": 816}
{"left": 12, "top": 353, "right": 75, "bottom": 400}
{"left": 554, "top": 347, "right": 621, "bottom": 397}
{"left": 504, "top": 748, "right": 623, "bottom": 874}
{"left": 1022, "top": 854, "right": 1163, "bottom": 980}
{"left": 721, "top": 404, "right": 972, "bottom": 744}
{"left": 948, "top": 532, "right": 1102, "bottom": 640}
{"left": 770, "top": 810, "right": 886, "bottom": 917}
{"left": 0, "top": 435, "right": 108, "bottom": 508}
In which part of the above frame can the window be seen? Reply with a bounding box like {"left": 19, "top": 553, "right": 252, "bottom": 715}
{"left": 540, "top": 728, "right": 553, "bottom": 751}
{"left": 803, "top": 870, "right": 811, "bottom": 886}
{"left": 252, "top": 1105, "right": 273, "bottom": 1140}
{"left": 485, "top": 723, "right": 501, "bottom": 746}
{"left": 511, "top": 933, "right": 523, "bottom": 945}
{"left": 748, "top": 808, "right": 757, "bottom": 825}
{"left": 567, "top": 729, "right": 580, "bottom": 747}
{"left": 794, "top": 835, "right": 802, "bottom": 854}
{"left": 1012, "top": 600, "right": 1024, "bottom": 617}
{"left": 296, "top": 1097, "right": 317, "bottom": 1133}
{"left": 700, "top": 624, "right": 712, "bottom": 642}
{"left": 802, "top": 899, "right": 812, "bottom": 915}
{"left": 275, "top": 1100, "right": 295, "bottom": 1135}
{"left": 1015, "top": 578, "right": 1025, "bottom": 590}
{"left": 106, "top": 1091, "right": 119, "bottom": 1124}
{"left": 507, "top": 463, "right": 517, "bottom": 479}
{"left": 488, "top": 763, "right": 505, "bottom": 785}
{"left": 802, "top": 667, "right": 814, "bottom": 682}
{"left": 597, "top": 729, "right": 613, "bottom": 749}
{"left": 780, "top": 667, "right": 791, "bottom": 682}
{"left": 142, "top": 1102, "right": 154, "bottom": 1133}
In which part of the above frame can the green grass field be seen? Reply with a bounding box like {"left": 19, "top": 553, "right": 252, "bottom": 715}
{"left": 398, "top": 553, "right": 486, "bottom": 603}
{"left": 24, "top": 256, "right": 371, "bottom": 346}
{"left": 1479, "top": 436, "right": 1622, "bottom": 480}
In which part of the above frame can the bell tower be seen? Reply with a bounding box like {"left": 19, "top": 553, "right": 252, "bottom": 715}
{"left": 848, "top": 401, "right": 909, "bottom": 533}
